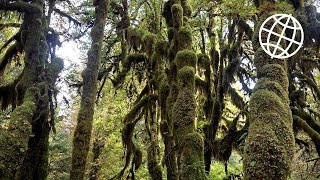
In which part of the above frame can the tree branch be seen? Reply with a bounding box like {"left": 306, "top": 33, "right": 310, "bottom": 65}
{"left": 293, "top": 115, "right": 320, "bottom": 155}
{"left": 53, "top": 8, "right": 82, "bottom": 26}
{"left": 292, "top": 72, "right": 320, "bottom": 101}
{"left": 0, "top": 33, "right": 19, "bottom": 53}
{"left": 0, "top": 43, "right": 20, "bottom": 76}
{"left": 0, "top": 1, "right": 41, "bottom": 13}
{"left": 292, "top": 108, "right": 320, "bottom": 134}
{"left": 0, "top": 23, "right": 20, "bottom": 30}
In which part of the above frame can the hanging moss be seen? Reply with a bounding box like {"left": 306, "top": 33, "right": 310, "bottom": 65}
{"left": 47, "top": 57, "right": 64, "bottom": 86}
{"left": 177, "top": 26, "right": 192, "bottom": 50}
{"left": 143, "top": 34, "right": 158, "bottom": 56}
{"left": 183, "top": 16, "right": 189, "bottom": 26}
{"left": 197, "top": 54, "right": 210, "bottom": 69}
{"left": 0, "top": 79, "right": 18, "bottom": 110}
{"left": 126, "top": 53, "right": 147, "bottom": 68}
{"left": 171, "top": 4, "right": 183, "bottom": 30}
{"left": 0, "top": 85, "right": 38, "bottom": 179}
{"left": 177, "top": 66, "right": 195, "bottom": 89}
{"left": 167, "top": 27, "right": 176, "bottom": 42}
{"left": 227, "top": 86, "right": 245, "bottom": 110}
{"left": 175, "top": 50, "right": 197, "bottom": 70}
{"left": 163, "top": 0, "right": 174, "bottom": 27}
{"left": 155, "top": 40, "right": 170, "bottom": 58}
{"left": 158, "top": 73, "right": 170, "bottom": 103}
{"left": 183, "top": 6, "right": 192, "bottom": 18}
{"left": 126, "top": 27, "right": 146, "bottom": 51}
{"left": 147, "top": 142, "right": 163, "bottom": 180}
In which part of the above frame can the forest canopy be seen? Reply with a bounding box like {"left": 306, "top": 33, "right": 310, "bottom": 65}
{"left": 0, "top": 0, "right": 320, "bottom": 179}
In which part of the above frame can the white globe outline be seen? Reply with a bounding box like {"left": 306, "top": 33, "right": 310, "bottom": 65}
{"left": 259, "top": 14, "right": 304, "bottom": 59}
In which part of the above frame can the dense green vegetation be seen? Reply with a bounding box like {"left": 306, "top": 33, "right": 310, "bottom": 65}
{"left": 0, "top": 0, "right": 320, "bottom": 179}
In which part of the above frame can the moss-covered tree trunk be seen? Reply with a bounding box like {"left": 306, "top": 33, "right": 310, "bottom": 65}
{"left": 163, "top": 1, "right": 206, "bottom": 179}
{"left": 70, "top": 1, "right": 108, "bottom": 179}
{"left": 243, "top": 1, "right": 295, "bottom": 179}
{"left": 0, "top": 1, "right": 63, "bottom": 179}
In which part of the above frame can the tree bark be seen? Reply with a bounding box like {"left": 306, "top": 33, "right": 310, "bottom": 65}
{"left": 243, "top": 1, "right": 295, "bottom": 179}
{"left": 70, "top": 0, "right": 109, "bottom": 179}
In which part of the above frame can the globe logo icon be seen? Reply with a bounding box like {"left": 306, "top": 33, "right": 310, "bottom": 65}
{"left": 259, "top": 14, "right": 304, "bottom": 59}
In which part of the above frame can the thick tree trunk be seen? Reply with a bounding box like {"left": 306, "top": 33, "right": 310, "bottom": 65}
{"left": 243, "top": 1, "right": 295, "bottom": 179}
{"left": 70, "top": 1, "right": 108, "bottom": 179}
{"left": 162, "top": 1, "right": 206, "bottom": 179}
{"left": 0, "top": 1, "right": 59, "bottom": 179}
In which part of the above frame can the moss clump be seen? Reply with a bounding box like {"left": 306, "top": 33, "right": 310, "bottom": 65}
{"left": 254, "top": 48, "right": 286, "bottom": 72}
{"left": 177, "top": 66, "right": 195, "bottom": 89}
{"left": 245, "top": 83, "right": 294, "bottom": 179}
{"left": 259, "top": 64, "right": 288, "bottom": 89}
{"left": 126, "top": 27, "right": 146, "bottom": 50}
{"left": 158, "top": 73, "right": 170, "bottom": 104}
{"left": 167, "top": 27, "right": 176, "bottom": 42}
{"left": 254, "top": 78, "right": 289, "bottom": 103}
{"left": 172, "top": 90, "right": 196, "bottom": 128}
{"left": 175, "top": 50, "right": 197, "bottom": 70}
{"left": 177, "top": 26, "right": 192, "bottom": 50}
{"left": 174, "top": 124, "right": 195, "bottom": 142}
{"left": 180, "top": 132, "right": 206, "bottom": 180}
{"left": 197, "top": 54, "right": 210, "bottom": 69}
{"left": 181, "top": 0, "right": 192, "bottom": 17}
{"left": 155, "top": 40, "right": 170, "bottom": 57}
{"left": 47, "top": 57, "right": 64, "bottom": 85}
{"left": 244, "top": 121, "right": 292, "bottom": 180}
{"left": 126, "top": 53, "right": 147, "bottom": 66}
{"left": 171, "top": 4, "right": 183, "bottom": 30}
{"left": 182, "top": 132, "right": 204, "bottom": 152}
{"left": 249, "top": 90, "right": 290, "bottom": 123}
{"left": 143, "top": 34, "right": 158, "bottom": 56}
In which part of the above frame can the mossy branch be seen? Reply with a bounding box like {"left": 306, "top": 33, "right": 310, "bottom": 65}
{"left": 195, "top": 76, "right": 206, "bottom": 89}
{"left": 124, "top": 94, "right": 157, "bottom": 123}
{"left": 113, "top": 108, "right": 145, "bottom": 180}
{"left": 0, "top": 43, "right": 20, "bottom": 76}
{"left": 292, "top": 72, "right": 320, "bottom": 100}
{"left": 133, "top": 84, "right": 149, "bottom": 105}
{"left": 292, "top": 108, "right": 320, "bottom": 134}
{"left": 111, "top": 53, "right": 147, "bottom": 88}
{"left": 293, "top": 115, "right": 320, "bottom": 155}
{"left": 0, "top": 75, "right": 21, "bottom": 110}
{"left": 0, "top": 33, "right": 19, "bottom": 53}
{"left": 0, "top": 1, "right": 41, "bottom": 13}
{"left": 0, "top": 23, "right": 20, "bottom": 31}
{"left": 227, "top": 85, "right": 245, "bottom": 110}
{"left": 53, "top": 8, "right": 82, "bottom": 26}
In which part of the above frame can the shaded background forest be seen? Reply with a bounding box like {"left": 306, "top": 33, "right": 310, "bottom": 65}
{"left": 0, "top": 0, "right": 320, "bottom": 179}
